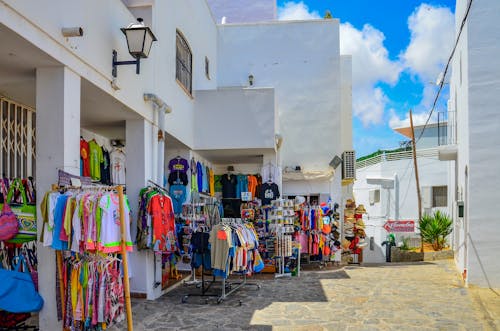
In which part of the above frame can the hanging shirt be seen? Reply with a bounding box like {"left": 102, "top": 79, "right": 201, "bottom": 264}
{"left": 247, "top": 175, "right": 258, "bottom": 199}
{"left": 100, "top": 149, "right": 111, "bottom": 185}
{"left": 99, "top": 193, "right": 133, "bottom": 253}
{"left": 196, "top": 162, "right": 203, "bottom": 193}
{"left": 80, "top": 139, "right": 91, "bottom": 177}
{"left": 260, "top": 182, "right": 280, "bottom": 205}
{"left": 209, "top": 169, "right": 215, "bottom": 196}
{"left": 168, "top": 157, "right": 189, "bottom": 173}
{"left": 110, "top": 149, "right": 126, "bottom": 185}
{"left": 52, "top": 194, "right": 69, "bottom": 250}
{"left": 261, "top": 163, "right": 281, "bottom": 183}
{"left": 88, "top": 140, "right": 104, "bottom": 180}
{"left": 169, "top": 184, "right": 187, "bottom": 215}
{"left": 148, "top": 194, "right": 176, "bottom": 252}
{"left": 202, "top": 166, "right": 209, "bottom": 193}
{"left": 220, "top": 174, "right": 237, "bottom": 199}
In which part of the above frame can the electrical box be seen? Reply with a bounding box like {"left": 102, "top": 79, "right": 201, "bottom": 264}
{"left": 457, "top": 200, "right": 464, "bottom": 218}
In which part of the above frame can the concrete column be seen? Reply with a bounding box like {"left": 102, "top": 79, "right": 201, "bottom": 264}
{"left": 36, "top": 67, "right": 80, "bottom": 331}
{"left": 125, "top": 119, "right": 162, "bottom": 300}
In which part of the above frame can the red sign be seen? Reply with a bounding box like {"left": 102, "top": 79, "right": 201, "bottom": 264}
{"left": 383, "top": 220, "right": 415, "bottom": 232}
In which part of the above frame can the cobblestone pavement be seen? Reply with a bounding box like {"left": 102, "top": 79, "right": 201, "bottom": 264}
{"left": 111, "top": 260, "right": 500, "bottom": 331}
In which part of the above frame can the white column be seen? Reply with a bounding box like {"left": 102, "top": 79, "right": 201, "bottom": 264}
{"left": 36, "top": 67, "right": 80, "bottom": 331}
{"left": 125, "top": 119, "right": 162, "bottom": 300}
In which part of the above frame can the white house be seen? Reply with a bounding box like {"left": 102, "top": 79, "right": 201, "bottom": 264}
{"left": 0, "top": 0, "right": 352, "bottom": 328}
{"left": 444, "top": 0, "right": 500, "bottom": 288}
{"left": 354, "top": 124, "right": 449, "bottom": 263}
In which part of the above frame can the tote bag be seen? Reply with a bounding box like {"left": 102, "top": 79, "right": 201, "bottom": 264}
{"left": 0, "top": 255, "right": 44, "bottom": 313}
{"left": 0, "top": 178, "right": 37, "bottom": 243}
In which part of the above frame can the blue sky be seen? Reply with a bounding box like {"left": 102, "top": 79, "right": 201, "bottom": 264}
{"left": 277, "top": 0, "right": 456, "bottom": 157}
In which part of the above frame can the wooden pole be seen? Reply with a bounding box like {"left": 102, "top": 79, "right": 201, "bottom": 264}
{"left": 409, "top": 110, "right": 424, "bottom": 253}
{"left": 117, "top": 185, "right": 133, "bottom": 330}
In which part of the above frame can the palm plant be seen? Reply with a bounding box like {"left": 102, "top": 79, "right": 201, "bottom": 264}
{"left": 418, "top": 210, "right": 453, "bottom": 251}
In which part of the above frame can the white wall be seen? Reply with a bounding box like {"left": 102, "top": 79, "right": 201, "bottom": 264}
{"left": 206, "top": 0, "right": 276, "bottom": 24}
{"left": 340, "top": 55, "right": 353, "bottom": 152}
{"left": 217, "top": 20, "right": 343, "bottom": 175}
{"left": 194, "top": 88, "right": 276, "bottom": 150}
{"left": 1, "top": 0, "right": 155, "bottom": 122}
{"left": 354, "top": 153, "right": 450, "bottom": 263}
{"left": 451, "top": 0, "right": 500, "bottom": 288}
{"left": 151, "top": 0, "right": 218, "bottom": 148}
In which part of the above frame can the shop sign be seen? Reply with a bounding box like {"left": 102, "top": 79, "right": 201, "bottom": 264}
{"left": 383, "top": 220, "right": 415, "bottom": 232}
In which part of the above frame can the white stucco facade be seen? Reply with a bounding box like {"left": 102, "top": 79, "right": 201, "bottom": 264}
{"left": 0, "top": 0, "right": 352, "bottom": 328}
{"left": 447, "top": 0, "right": 500, "bottom": 288}
{"left": 354, "top": 125, "right": 450, "bottom": 263}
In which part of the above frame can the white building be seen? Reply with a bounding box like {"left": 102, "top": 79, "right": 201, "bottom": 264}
{"left": 0, "top": 0, "right": 352, "bottom": 328}
{"left": 354, "top": 124, "right": 449, "bottom": 263}
{"left": 444, "top": 0, "right": 500, "bottom": 288}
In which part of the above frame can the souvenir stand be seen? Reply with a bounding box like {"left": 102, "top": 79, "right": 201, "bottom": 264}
{"left": 342, "top": 199, "right": 367, "bottom": 264}
{"left": 40, "top": 183, "right": 133, "bottom": 331}
{"left": 270, "top": 199, "right": 295, "bottom": 278}
{"left": 0, "top": 177, "right": 39, "bottom": 330}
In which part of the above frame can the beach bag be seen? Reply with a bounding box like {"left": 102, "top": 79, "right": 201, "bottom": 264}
{"left": 0, "top": 204, "right": 19, "bottom": 241}
{"left": 0, "top": 255, "right": 44, "bottom": 313}
{"left": 0, "top": 179, "right": 37, "bottom": 243}
{"left": 253, "top": 251, "right": 264, "bottom": 273}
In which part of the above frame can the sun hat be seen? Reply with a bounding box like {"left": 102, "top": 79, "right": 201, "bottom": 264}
{"left": 355, "top": 219, "right": 366, "bottom": 228}
{"left": 342, "top": 239, "right": 351, "bottom": 250}
{"left": 344, "top": 208, "right": 355, "bottom": 217}
{"left": 333, "top": 220, "right": 340, "bottom": 228}
{"left": 355, "top": 204, "right": 367, "bottom": 214}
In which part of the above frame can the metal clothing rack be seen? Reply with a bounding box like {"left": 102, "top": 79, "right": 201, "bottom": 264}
{"left": 214, "top": 218, "right": 260, "bottom": 304}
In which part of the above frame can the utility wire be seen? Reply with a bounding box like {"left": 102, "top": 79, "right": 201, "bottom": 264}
{"left": 416, "top": 0, "right": 474, "bottom": 143}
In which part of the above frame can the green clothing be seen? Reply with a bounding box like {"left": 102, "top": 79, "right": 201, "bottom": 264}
{"left": 88, "top": 140, "right": 103, "bottom": 180}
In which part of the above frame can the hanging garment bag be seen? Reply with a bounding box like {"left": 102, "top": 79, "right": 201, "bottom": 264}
{"left": 0, "top": 255, "right": 44, "bottom": 313}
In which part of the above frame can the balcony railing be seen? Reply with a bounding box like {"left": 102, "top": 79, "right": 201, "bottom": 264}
{"left": 356, "top": 148, "right": 440, "bottom": 170}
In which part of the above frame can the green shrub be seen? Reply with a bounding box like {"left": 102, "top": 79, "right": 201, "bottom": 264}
{"left": 419, "top": 211, "right": 453, "bottom": 251}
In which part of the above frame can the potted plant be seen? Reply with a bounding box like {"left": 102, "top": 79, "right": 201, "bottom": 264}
{"left": 419, "top": 211, "right": 453, "bottom": 251}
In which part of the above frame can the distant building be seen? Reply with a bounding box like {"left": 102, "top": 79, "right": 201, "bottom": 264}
{"left": 354, "top": 124, "right": 449, "bottom": 263}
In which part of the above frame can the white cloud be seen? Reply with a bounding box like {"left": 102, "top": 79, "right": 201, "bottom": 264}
{"left": 340, "top": 23, "right": 403, "bottom": 126}
{"left": 278, "top": 1, "right": 321, "bottom": 20}
{"left": 354, "top": 87, "right": 388, "bottom": 126}
{"left": 402, "top": 4, "right": 455, "bottom": 81}
{"left": 389, "top": 108, "right": 437, "bottom": 129}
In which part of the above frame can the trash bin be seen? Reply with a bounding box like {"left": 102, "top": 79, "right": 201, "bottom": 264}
{"left": 381, "top": 234, "right": 396, "bottom": 262}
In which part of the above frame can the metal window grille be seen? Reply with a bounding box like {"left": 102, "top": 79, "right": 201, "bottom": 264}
{"left": 432, "top": 186, "right": 448, "bottom": 207}
{"left": 0, "top": 97, "right": 36, "bottom": 178}
{"left": 176, "top": 31, "right": 192, "bottom": 94}
{"left": 342, "top": 150, "right": 356, "bottom": 180}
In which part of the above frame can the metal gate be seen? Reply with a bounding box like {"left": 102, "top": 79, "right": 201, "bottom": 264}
{"left": 0, "top": 96, "right": 36, "bottom": 179}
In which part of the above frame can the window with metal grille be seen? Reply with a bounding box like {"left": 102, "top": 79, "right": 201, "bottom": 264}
{"left": 432, "top": 186, "right": 447, "bottom": 207}
{"left": 0, "top": 97, "right": 36, "bottom": 178}
{"left": 176, "top": 30, "right": 192, "bottom": 95}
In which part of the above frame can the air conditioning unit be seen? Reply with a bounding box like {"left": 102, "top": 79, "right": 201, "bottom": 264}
{"left": 342, "top": 150, "right": 356, "bottom": 180}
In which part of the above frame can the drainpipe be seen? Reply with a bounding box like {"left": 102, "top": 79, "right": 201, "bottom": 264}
{"left": 394, "top": 173, "right": 399, "bottom": 221}
{"left": 143, "top": 93, "right": 172, "bottom": 186}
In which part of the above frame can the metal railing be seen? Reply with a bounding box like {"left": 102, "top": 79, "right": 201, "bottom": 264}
{"left": 356, "top": 148, "right": 440, "bottom": 170}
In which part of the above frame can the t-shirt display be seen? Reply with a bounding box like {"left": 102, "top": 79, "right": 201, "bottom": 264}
{"left": 261, "top": 182, "right": 280, "bottom": 205}
{"left": 88, "top": 139, "right": 104, "bottom": 181}
{"left": 80, "top": 138, "right": 90, "bottom": 177}
{"left": 168, "top": 157, "right": 189, "bottom": 173}
{"left": 169, "top": 184, "right": 187, "bottom": 215}
{"left": 110, "top": 149, "right": 126, "bottom": 185}
{"left": 220, "top": 174, "right": 237, "bottom": 198}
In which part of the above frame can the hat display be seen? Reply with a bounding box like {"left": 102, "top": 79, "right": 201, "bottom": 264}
{"left": 355, "top": 219, "right": 366, "bottom": 228}
{"left": 333, "top": 220, "right": 340, "bottom": 228}
{"left": 355, "top": 228, "right": 366, "bottom": 238}
{"left": 344, "top": 208, "right": 355, "bottom": 217}
{"left": 355, "top": 204, "right": 367, "bottom": 214}
{"left": 342, "top": 239, "right": 351, "bottom": 250}
{"left": 346, "top": 199, "right": 356, "bottom": 208}
{"left": 345, "top": 217, "right": 355, "bottom": 224}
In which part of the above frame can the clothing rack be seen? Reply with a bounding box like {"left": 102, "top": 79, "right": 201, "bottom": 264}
{"left": 50, "top": 184, "right": 133, "bottom": 331}
{"left": 214, "top": 218, "right": 260, "bottom": 304}
{"left": 147, "top": 179, "right": 169, "bottom": 195}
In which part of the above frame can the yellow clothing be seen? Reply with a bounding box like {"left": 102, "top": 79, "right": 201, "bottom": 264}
{"left": 209, "top": 168, "right": 215, "bottom": 196}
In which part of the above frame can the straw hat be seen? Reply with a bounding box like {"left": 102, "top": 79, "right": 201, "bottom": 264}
{"left": 333, "top": 220, "right": 340, "bottom": 228}
{"left": 355, "top": 204, "right": 367, "bottom": 214}
{"left": 294, "top": 196, "right": 306, "bottom": 205}
{"left": 344, "top": 208, "right": 355, "bottom": 217}
{"left": 342, "top": 239, "right": 351, "bottom": 250}
{"left": 355, "top": 219, "right": 366, "bottom": 228}
{"left": 345, "top": 217, "right": 355, "bottom": 224}
{"left": 344, "top": 222, "right": 354, "bottom": 230}
{"left": 355, "top": 228, "right": 366, "bottom": 237}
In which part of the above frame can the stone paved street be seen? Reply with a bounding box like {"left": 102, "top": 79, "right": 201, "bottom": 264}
{"left": 111, "top": 260, "right": 500, "bottom": 331}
